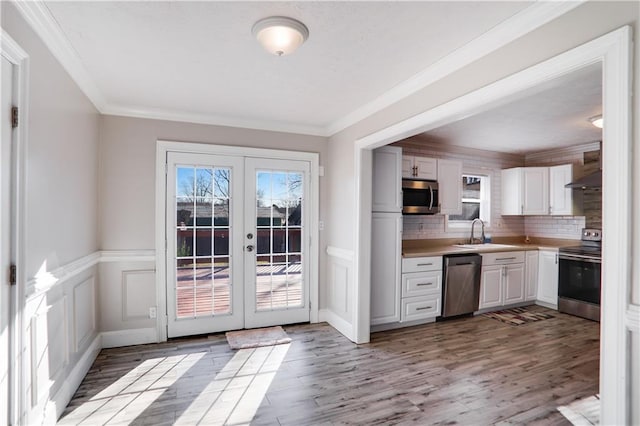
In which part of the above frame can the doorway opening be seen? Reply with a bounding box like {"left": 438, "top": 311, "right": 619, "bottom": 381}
{"left": 355, "top": 26, "right": 632, "bottom": 423}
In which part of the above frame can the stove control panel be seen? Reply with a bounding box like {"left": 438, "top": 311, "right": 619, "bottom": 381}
{"left": 582, "top": 228, "right": 602, "bottom": 241}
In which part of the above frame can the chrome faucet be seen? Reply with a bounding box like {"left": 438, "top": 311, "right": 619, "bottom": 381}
{"left": 469, "top": 218, "right": 485, "bottom": 244}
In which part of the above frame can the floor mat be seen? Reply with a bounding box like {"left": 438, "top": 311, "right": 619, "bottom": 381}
{"left": 225, "top": 326, "right": 292, "bottom": 349}
{"left": 558, "top": 394, "right": 600, "bottom": 425}
{"left": 483, "top": 306, "right": 554, "bottom": 326}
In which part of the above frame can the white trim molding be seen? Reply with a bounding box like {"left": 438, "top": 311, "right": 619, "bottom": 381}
{"left": 1, "top": 28, "right": 30, "bottom": 426}
{"left": 326, "top": 1, "right": 585, "bottom": 135}
{"left": 25, "top": 250, "right": 157, "bottom": 299}
{"left": 10, "top": 1, "right": 107, "bottom": 111}
{"left": 11, "top": 0, "right": 584, "bottom": 138}
{"left": 318, "top": 309, "right": 355, "bottom": 342}
{"left": 48, "top": 334, "right": 101, "bottom": 420}
{"left": 101, "top": 328, "right": 158, "bottom": 348}
{"left": 100, "top": 250, "right": 155, "bottom": 263}
{"left": 627, "top": 305, "right": 640, "bottom": 334}
{"left": 354, "top": 25, "right": 632, "bottom": 425}
{"left": 26, "top": 252, "right": 101, "bottom": 299}
{"left": 326, "top": 246, "right": 355, "bottom": 262}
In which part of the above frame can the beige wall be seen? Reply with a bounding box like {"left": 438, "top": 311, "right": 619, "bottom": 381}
{"left": 2, "top": 2, "right": 101, "bottom": 422}
{"left": 98, "top": 115, "right": 328, "bottom": 332}
{"left": 2, "top": 2, "right": 100, "bottom": 278}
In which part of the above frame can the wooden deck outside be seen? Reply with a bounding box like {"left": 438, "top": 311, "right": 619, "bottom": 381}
{"left": 176, "top": 265, "right": 302, "bottom": 317}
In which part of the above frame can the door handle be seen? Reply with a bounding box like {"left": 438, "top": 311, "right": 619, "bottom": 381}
{"left": 246, "top": 245, "right": 254, "bottom": 252}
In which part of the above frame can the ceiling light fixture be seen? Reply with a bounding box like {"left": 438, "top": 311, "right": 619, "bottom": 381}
{"left": 589, "top": 114, "right": 603, "bottom": 129}
{"left": 252, "top": 16, "right": 309, "bottom": 56}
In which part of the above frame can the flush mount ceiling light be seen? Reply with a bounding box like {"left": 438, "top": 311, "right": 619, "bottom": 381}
{"left": 252, "top": 16, "right": 309, "bottom": 56}
{"left": 589, "top": 114, "right": 603, "bottom": 129}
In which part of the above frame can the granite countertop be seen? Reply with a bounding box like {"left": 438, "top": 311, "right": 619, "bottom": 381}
{"left": 401, "top": 237, "right": 578, "bottom": 258}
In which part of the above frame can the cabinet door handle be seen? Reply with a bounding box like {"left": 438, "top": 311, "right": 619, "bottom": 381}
{"left": 521, "top": 204, "right": 524, "bottom": 215}
{"left": 417, "top": 263, "right": 433, "bottom": 266}
{"left": 416, "top": 306, "right": 433, "bottom": 311}
{"left": 496, "top": 257, "right": 516, "bottom": 261}
{"left": 416, "top": 282, "right": 433, "bottom": 287}
{"left": 555, "top": 254, "right": 558, "bottom": 264}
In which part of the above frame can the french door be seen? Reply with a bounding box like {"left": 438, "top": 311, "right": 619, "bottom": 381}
{"left": 166, "top": 152, "right": 311, "bottom": 338}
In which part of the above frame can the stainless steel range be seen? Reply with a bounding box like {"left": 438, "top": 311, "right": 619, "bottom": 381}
{"left": 558, "top": 228, "right": 602, "bottom": 322}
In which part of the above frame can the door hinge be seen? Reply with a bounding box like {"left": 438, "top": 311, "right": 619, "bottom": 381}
{"left": 9, "top": 264, "right": 16, "bottom": 285}
{"left": 11, "top": 106, "right": 18, "bottom": 128}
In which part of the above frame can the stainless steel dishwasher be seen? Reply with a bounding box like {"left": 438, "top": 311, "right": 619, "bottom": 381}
{"left": 441, "top": 254, "right": 482, "bottom": 318}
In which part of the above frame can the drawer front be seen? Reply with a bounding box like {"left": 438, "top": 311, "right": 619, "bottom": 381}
{"left": 402, "top": 256, "right": 442, "bottom": 273}
{"left": 481, "top": 251, "right": 525, "bottom": 265}
{"left": 402, "top": 271, "right": 442, "bottom": 297}
{"left": 401, "top": 294, "right": 441, "bottom": 322}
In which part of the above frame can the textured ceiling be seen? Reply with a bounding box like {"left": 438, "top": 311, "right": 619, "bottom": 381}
{"left": 418, "top": 64, "right": 602, "bottom": 154}
{"left": 44, "top": 1, "right": 532, "bottom": 134}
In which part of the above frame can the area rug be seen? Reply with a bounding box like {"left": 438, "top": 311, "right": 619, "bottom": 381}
{"left": 225, "top": 326, "right": 292, "bottom": 349}
{"left": 483, "top": 306, "right": 554, "bottom": 326}
{"left": 557, "top": 394, "right": 600, "bottom": 425}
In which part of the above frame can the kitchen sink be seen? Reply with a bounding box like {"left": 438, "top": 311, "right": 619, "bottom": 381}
{"left": 452, "top": 243, "right": 518, "bottom": 250}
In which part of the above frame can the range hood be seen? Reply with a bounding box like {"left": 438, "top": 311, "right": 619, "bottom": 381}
{"left": 565, "top": 170, "right": 602, "bottom": 189}
{"left": 565, "top": 142, "right": 602, "bottom": 189}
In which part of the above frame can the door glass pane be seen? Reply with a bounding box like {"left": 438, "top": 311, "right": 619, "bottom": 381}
{"left": 175, "top": 166, "right": 233, "bottom": 318}
{"left": 254, "top": 169, "right": 304, "bottom": 311}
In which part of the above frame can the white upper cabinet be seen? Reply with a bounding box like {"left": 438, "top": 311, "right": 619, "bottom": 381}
{"left": 373, "top": 146, "right": 402, "bottom": 213}
{"left": 437, "top": 159, "right": 463, "bottom": 215}
{"left": 402, "top": 155, "right": 437, "bottom": 180}
{"left": 522, "top": 167, "right": 549, "bottom": 215}
{"left": 549, "top": 164, "right": 573, "bottom": 215}
{"left": 501, "top": 167, "right": 549, "bottom": 215}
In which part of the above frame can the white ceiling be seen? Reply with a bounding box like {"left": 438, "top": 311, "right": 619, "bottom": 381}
{"left": 42, "top": 1, "right": 535, "bottom": 135}
{"left": 417, "top": 63, "right": 603, "bottom": 154}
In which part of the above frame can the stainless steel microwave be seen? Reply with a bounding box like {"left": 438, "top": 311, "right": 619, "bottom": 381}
{"left": 402, "top": 179, "right": 439, "bottom": 215}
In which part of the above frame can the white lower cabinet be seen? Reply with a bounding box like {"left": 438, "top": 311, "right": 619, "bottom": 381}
{"left": 537, "top": 249, "right": 559, "bottom": 307}
{"left": 479, "top": 265, "right": 503, "bottom": 309}
{"left": 400, "top": 256, "right": 442, "bottom": 322}
{"left": 479, "top": 251, "right": 525, "bottom": 310}
{"left": 401, "top": 294, "right": 441, "bottom": 322}
{"left": 525, "top": 250, "right": 539, "bottom": 301}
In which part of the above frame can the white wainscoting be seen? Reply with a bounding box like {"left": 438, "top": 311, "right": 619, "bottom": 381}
{"left": 20, "top": 250, "right": 156, "bottom": 424}
{"left": 22, "top": 264, "right": 99, "bottom": 424}
{"left": 321, "top": 246, "right": 356, "bottom": 342}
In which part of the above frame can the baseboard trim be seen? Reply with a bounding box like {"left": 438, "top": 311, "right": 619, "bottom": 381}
{"left": 319, "top": 309, "right": 355, "bottom": 342}
{"left": 51, "top": 333, "right": 101, "bottom": 419}
{"left": 535, "top": 300, "right": 558, "bottom": 310}
{"left": 102, "top": 327, "right": 158, "bottom": 348}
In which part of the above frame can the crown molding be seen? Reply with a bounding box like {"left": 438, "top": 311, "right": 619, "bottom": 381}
{"left": 11, "top": 0, "right": 107, "bottom": 111}
{"left": 101, "top": 104, "right": 328, "bottom": 137}
{"left": 12, "top": 0, "right": 584, "bottom": 138}
{"left": 326, "top": 0, "right": 586, "bottom": 136}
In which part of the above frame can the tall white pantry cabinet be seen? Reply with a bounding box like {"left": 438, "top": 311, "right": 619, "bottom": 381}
{"left": 371, "top": 146, "right": 403, "bottom": 325}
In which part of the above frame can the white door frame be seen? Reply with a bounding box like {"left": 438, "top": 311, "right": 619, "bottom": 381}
{"left": 156, "top": 140, "right": 319, "bottom": 341}
{"left": 354, "top": 26, "right": 632, "bottom": 424}
{"left": 1, "top": 29, "right": 29, "bottom": 426}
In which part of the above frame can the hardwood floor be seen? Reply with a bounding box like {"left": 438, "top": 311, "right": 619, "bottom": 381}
{"left": 59, "top": 306, "right": 599, "bottom": 425}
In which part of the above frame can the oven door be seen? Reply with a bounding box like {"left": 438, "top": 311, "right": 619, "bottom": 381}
{"left": 558, "top": 254, "right": 601, "bottom": 305}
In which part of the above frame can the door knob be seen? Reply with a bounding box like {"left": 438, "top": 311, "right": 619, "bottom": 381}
{"left": 246, "top": 245, "right": 254, "bottom": 252}
{"left": 247, "top": 233, "right": 254, "bottom": 239}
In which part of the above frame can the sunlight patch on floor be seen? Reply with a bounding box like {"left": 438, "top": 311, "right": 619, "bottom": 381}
{"left": 175, "top": 343, "right": 291, "bottom": 425}
{"left": 58, "top": 352, "right": 206, "bottom": 425}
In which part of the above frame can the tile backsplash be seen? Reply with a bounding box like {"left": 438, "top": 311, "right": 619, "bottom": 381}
{"left": 524, "top": 216, "right": 586, "bottom": 240}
